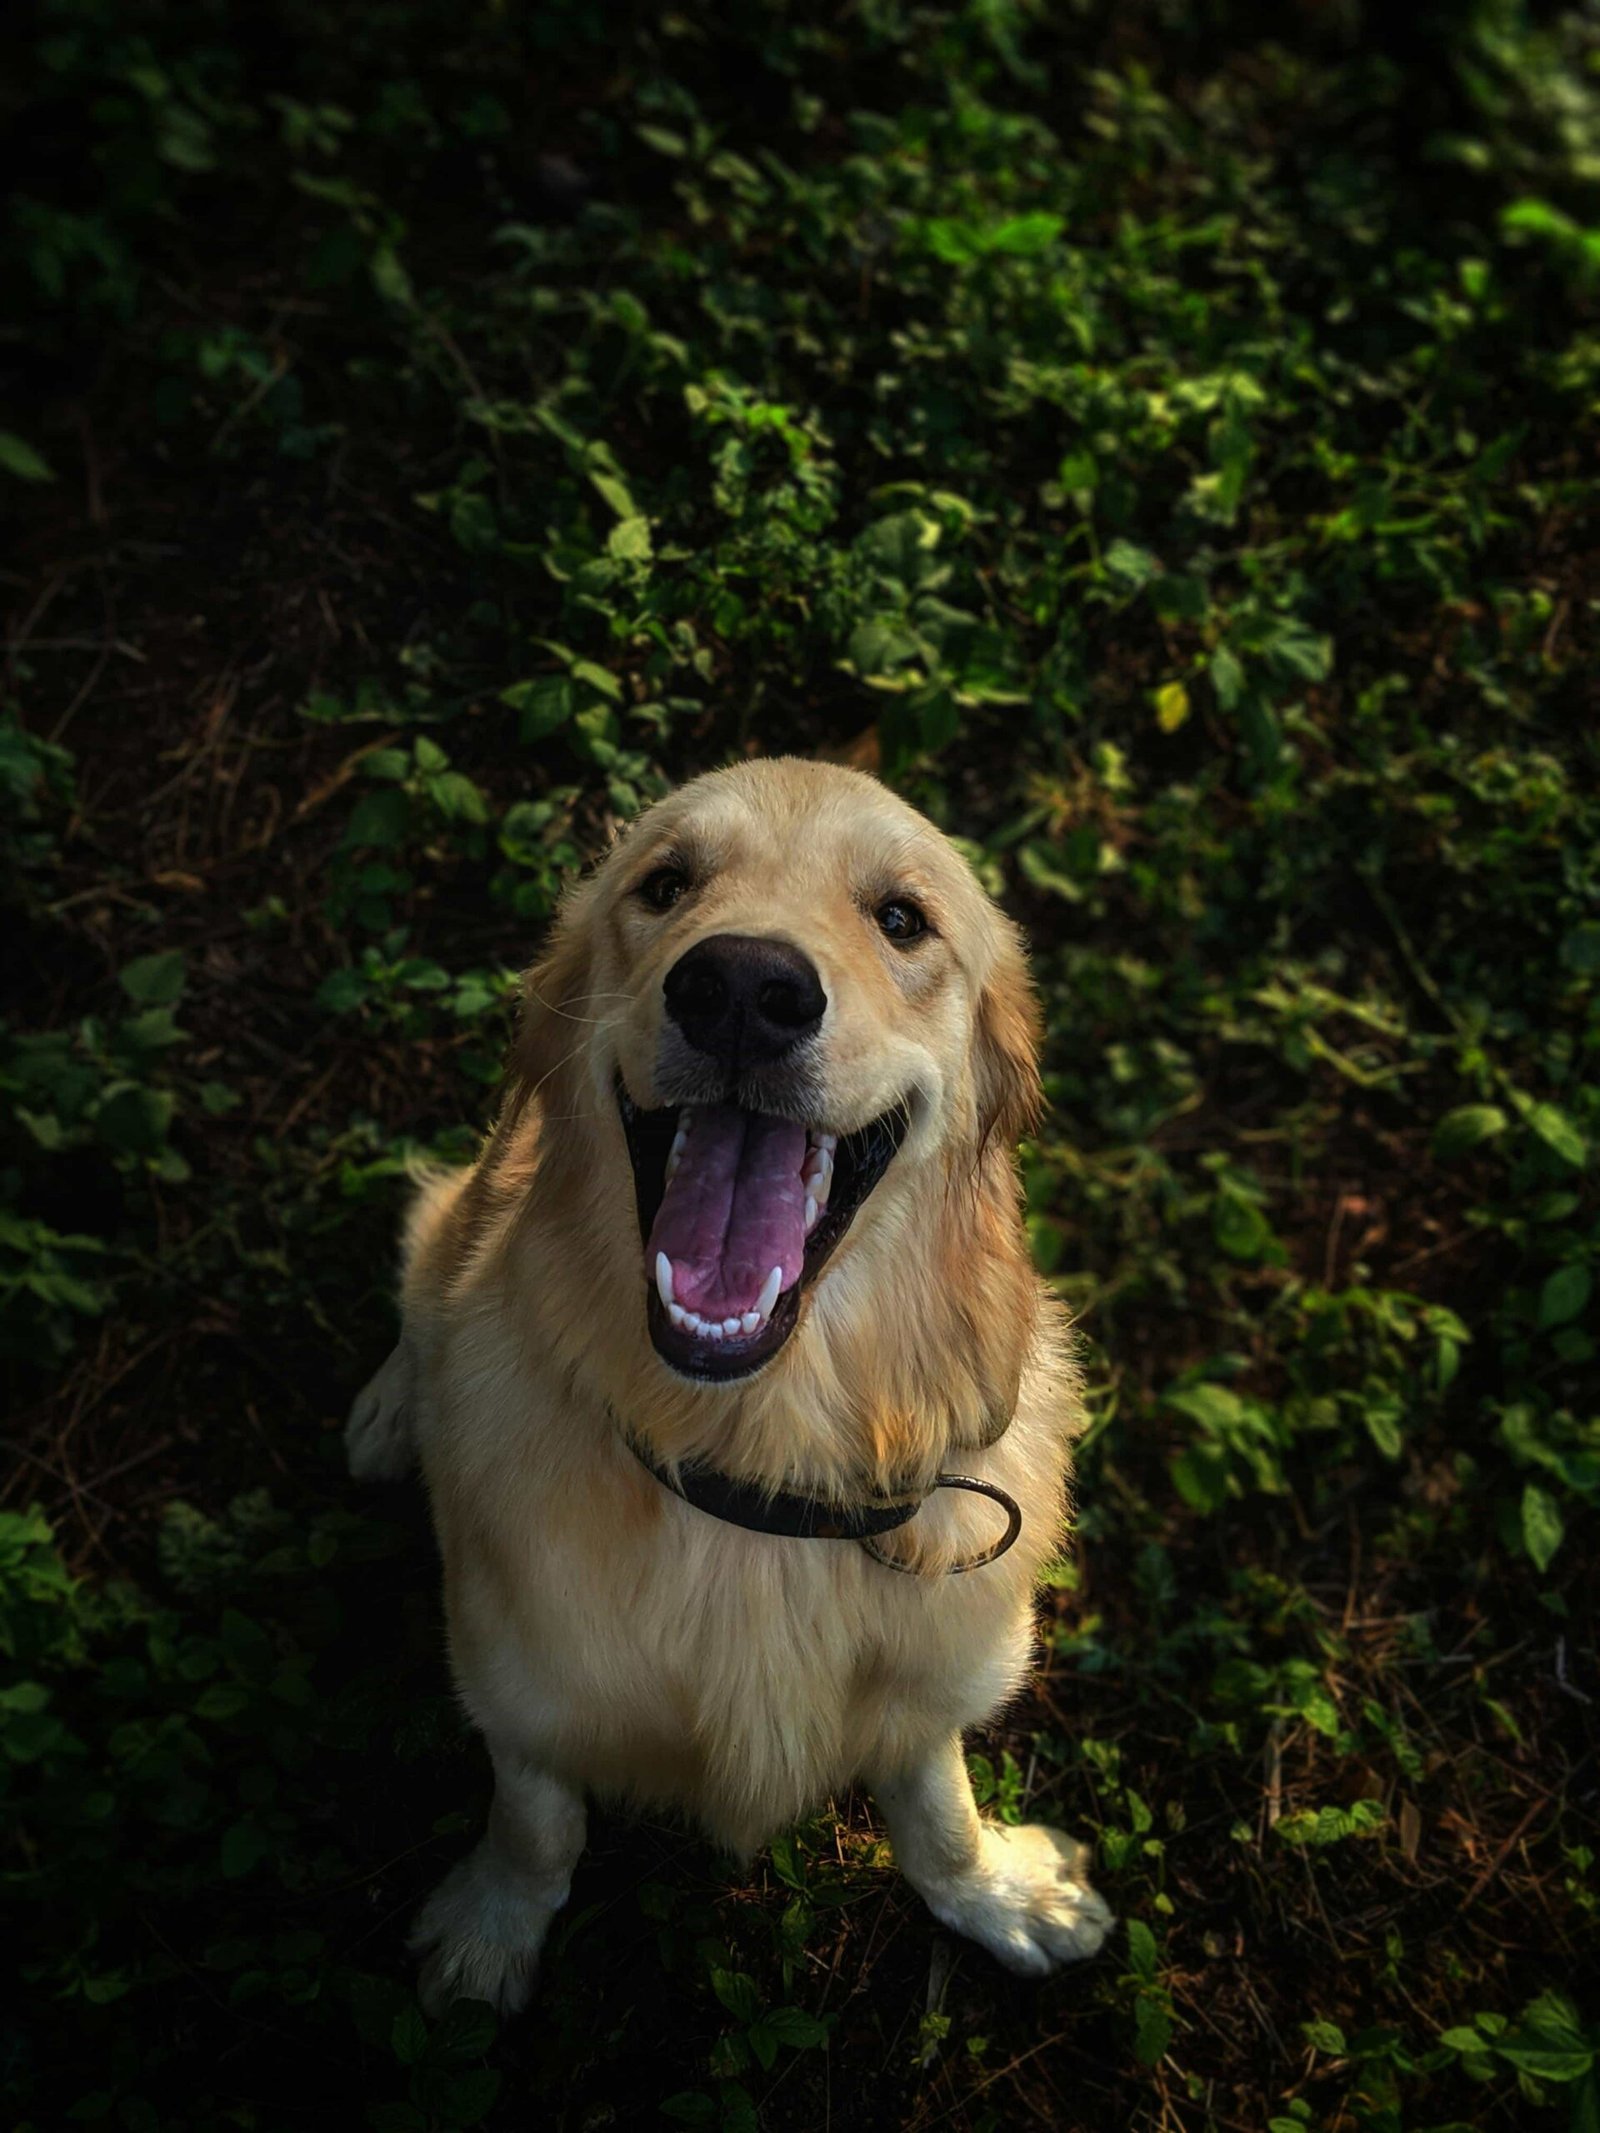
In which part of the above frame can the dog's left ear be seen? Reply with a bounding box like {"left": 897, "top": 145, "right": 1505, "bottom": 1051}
{"left": 973, "top": 919, "right": 1043, "bottom": 1153}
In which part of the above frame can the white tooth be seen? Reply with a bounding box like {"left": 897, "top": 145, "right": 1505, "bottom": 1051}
{"left": 703, "top": 1320, "right": 723, "bottom": 1340}
{"left": 668, "top": 1302, "right": 688, "bottom": 1328}
{"left": 740, "top": 1311, "right": 760, "bottom": 1334}
{"left": 804, "top": 1194, "right": 818, "bottom": 1232}
{"left": 817, "top": 1132, "right": 837, "bottom": 1154}
{"left": 756, "top": 1265, "right": 783, "bottom": 1319}
{"left": 722, "top": 1316, "right": 741, "bottom": 1336}
{"left": 655, "top": 1252, "right": 676, "bottom": 1308}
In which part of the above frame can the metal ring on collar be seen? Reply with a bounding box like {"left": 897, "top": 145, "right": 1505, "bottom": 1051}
{"left": 859, "top": 1474, "right": 1022, "bottom": 1576}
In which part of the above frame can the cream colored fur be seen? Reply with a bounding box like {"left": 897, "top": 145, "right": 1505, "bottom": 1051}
{"left": 347, "top": 758, "right": 1112, "bottom": 2012}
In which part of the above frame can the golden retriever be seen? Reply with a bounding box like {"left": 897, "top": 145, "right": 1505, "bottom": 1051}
{"left": 346, "top": 756, "right": 1112, "bottom": 2011}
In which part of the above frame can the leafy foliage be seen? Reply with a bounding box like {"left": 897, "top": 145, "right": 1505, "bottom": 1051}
{"left": 3, "top": 1, "right": 1597, "bottom": 2127}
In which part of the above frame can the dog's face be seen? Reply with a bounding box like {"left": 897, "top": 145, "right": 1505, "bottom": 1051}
{"left": 520, "top": 759, "right": 1039, "bottom": 1386}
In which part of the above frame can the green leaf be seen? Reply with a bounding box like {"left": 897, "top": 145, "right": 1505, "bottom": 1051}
{"left": 1518, "top": 1097, "right": 1587, "bottom": 1170}
{"left": 569, "top": 660, "right": 623, "bottom": 702}
{"left": 0, "top": 431, "right": 55, "bottom": 481}
{"left": 1134, "top": 1995, "right": 1172, "bottom": 2066}
{"left": 365, "top": 2106, "right": 427, "bottom": 2133}
{"left": 1124, "top": 1918, "right": 1158, "bottom": 1984}
{"left": 1433, "top": 1105, "right": 1508, "bottom": 1158}
{"left": 1521, "top": 1482, "right": 1565, "bottom": 1573}
{"left": 1016, "top": 841, "right": 1084, "bottom": 903}
{"left": 317, "top": 968, "right": 370, "bottom": 1014}
{"left": 370, "top": 244, "right": 414, "bottom": 307}
{"left": 1304, "top": 2020, "right": 1347, "bottom": 2055}
{"left": 589, "top": 470, "right": 637, "bottom": 520}
{"left": 1537, "top": 1265, "right": 1591, "bottom": 1329}
{"left": 1494, "top": 2040, "right": 1593, "bottom": 2082}
{"left": 659, "top": 2096, "right": 717, "bottom": 2125}
{"left": 1153, "top": 680, "right": 1190, "bottom": 732}
{"left": 986, "top": 212, "right": 1064, "bottom": 256}
{"left": 1364, "top": 1397, "right": 1404, "bottom": 1461}
{"left": 1274, "top": 1800, "right": 1387, "bottom": 1847}
{"left": 760, "top": 2005, "right": 829, "bottom": 2048}
{"left": 390, "top": 2004, "right": 430, "bottom": 2065}
{"left": 768, "top": 1832, "right": 806, "bottom": 1891}
{"left": 1210, "top": 644, "right": 1245, "bottom": 711}
{"left": 430, "top": 1997, "right": 498, "bottom": 2060}
{"left": 119, "top": 950, "right": 187, "bottom": 1006}
{"left": 607, "top": 515, "right": 653, "bottom": 561}
{"left": 1164, "top": 1381, "right": 1246, "bottom": 1431}
{"left": 711, "top": 1969, "right": 761, "bottom": 2025}
{"left": 427, "top": 2068, "right": 502, "bottom": 2125}
{"left": 94, "top": 1084, "right": 174, "bottom": 1156}
{"left": 426, "top": 771, "right": 489, "bottom": 824}
{"left": 345, "top": 789, "right": 412, "bottom": 848}
{"left": 219, "top": 1816, "right": 269, "bottom": 1879}
{"left": 1104, "top": 539, "right": 1160, "bottom": 589}
{"left": 501, "top": 677, "right": 576, "bottom": 738}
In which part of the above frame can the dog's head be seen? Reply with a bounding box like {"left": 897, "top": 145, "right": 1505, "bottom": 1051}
{"left": 509, "top": 758, "right": 1040, "bottom": 1390}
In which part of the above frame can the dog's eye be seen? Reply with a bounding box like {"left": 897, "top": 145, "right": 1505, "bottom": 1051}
{"left": 638, "top": 866, "right": 690, "bottom": 912}
{"left": 877, "top": 898, "right": 927, "bottom": 944}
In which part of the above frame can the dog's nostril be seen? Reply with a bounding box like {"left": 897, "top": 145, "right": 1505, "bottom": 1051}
{"left": 668, "top": 963, "right": 727, "bottom": 1015}
{"left": 757, "top": 974, "right": 824, "bottom": 1029}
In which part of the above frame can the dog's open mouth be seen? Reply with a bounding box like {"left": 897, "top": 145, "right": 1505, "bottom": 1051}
{"left": 618, "top": 1088, "right": 909, "bottom": 1381}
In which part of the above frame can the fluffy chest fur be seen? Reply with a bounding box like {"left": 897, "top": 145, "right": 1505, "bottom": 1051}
{"left": 407, "top": 1175, "right": 1078, "bottom": 1853}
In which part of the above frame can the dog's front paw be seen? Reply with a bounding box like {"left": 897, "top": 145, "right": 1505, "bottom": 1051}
{"left": 927, "top": 1822, "right": 1114, "bottom": 1978}
{"left": 346, "top": 1343, "right": 414, "bottom": 1482}
{"left": 409, "top": 1846, "right": 556, "bottom": 2018}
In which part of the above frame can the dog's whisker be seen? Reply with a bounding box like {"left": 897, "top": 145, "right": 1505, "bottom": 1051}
{"left": 524, "top": 980, "right": 646, "bottom": 1026}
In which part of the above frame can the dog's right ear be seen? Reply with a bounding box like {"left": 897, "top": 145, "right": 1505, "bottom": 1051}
{"left": 972, "top": 916, "right": 1043, "bottom": 1156}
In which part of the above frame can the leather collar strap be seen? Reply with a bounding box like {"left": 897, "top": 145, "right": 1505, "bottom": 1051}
{"left": 626, "top": 1431, "right": 923, "bottom": 1541}
{"left": 624, "top": 1432, "right": 1024, "bottom": 1572}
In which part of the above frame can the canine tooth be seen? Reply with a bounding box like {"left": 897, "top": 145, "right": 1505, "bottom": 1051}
{"left": 756, "top": 1265, "right": 783, "bottom": 1319}
{"left": 722, "top": 1316, "right": 741, "bottom": 1336}
{"left": 740, "top": 1310, "right": 760, "bottom": 1334}
{"left": 804, "top": 1194, "right": 818, "bottom": 1232}
{"left": 665, "top": 1123, "right": 689, "bottom": 1183}
{"left": 655, "top": 1252, "right": 676, "bottom": 1308}
{"left": 803, "top": 1149, "right": 832, "bottom": 1202}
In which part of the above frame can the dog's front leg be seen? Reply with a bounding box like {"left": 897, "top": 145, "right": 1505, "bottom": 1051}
{"left": 870, "top": 1734, "right": 1114, "bottom": 1977}
{"left": 410, "top": 1744, "right": 586, "bottom": 2016}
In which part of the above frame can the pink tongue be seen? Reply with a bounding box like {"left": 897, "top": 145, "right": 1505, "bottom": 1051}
{"left": 647, "top": 1106, "right": 808, "bottom": 1318}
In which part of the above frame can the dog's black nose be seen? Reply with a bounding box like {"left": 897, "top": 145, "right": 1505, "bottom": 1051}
{"left": 663, "top": 934, "right": 827, "bottom": 1067}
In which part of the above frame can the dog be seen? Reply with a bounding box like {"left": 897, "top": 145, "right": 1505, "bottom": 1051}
{"left": 346, "top": 756, "right": 1112, "bottom": 2011}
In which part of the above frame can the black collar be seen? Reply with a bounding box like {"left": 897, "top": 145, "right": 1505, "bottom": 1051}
{"left": 624, "top": 1432, "right": 1024, "bottom": 1573}
{"left": 625, "top": 1431, "right": 923, "bottom": 1541}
